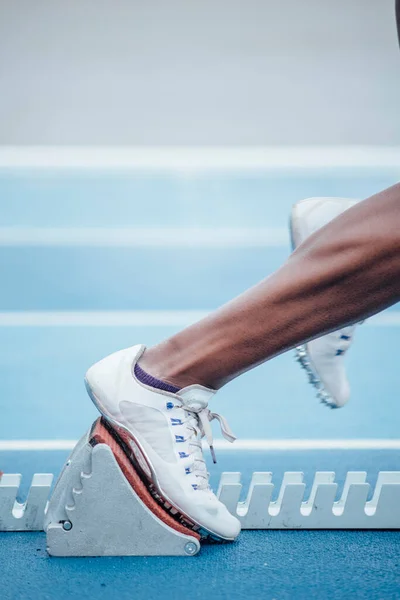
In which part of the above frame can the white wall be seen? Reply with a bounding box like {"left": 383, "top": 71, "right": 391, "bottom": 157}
{"left": 0, "top": 0, "right": 399, "bottom": 145}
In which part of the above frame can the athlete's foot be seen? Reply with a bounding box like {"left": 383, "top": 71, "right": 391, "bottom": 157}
{"left": 290, "top": 197, "right": 359, "bottom": 408}
{"left": 85, "top": 344, "right": 241, "bottom": 541}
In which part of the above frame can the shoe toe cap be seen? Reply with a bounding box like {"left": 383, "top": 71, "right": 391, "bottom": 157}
{"left": 319, "top": 368, "right": 350, "bottom": 408}
{"left": 194, "top": 493, "right": 241, "bottom": 540}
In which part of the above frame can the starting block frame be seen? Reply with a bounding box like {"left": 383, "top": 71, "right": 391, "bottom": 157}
{"left": 45, "top": 443, "right": 200, "bottom": 556}
{"left": 45, "top": 419, "right": 201, "bottom": 556}
{"left": 1, "top": 418, "right": 400, "bottom": 556}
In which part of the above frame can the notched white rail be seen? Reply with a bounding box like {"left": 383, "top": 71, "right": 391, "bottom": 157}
{"left": 0, "top": 473, "right": 53, "bottom": 531}
{"left": 1, "top": 470, "right": 400, "bottom": 532}
{"left": 217, "top": 471, "right": 400, "bottom": 529}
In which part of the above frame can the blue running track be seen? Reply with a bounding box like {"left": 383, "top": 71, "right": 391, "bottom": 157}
{"left": 0, "top": 166, "right": 399, "bottom": 599}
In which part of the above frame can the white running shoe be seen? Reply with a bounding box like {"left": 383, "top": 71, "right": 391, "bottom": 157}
{"left": 290, "top": 197, "right": 359, "bottom": 408}
{"left": 85, "top": 344, "right": 241, "bottom": 541}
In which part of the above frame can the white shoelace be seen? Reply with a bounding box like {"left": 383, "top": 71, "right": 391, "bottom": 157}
{"left": 179, "top": 404, "right": 236, "bottom": 490}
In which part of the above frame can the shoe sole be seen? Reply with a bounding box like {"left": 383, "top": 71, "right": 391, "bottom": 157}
{"left": 84, "top": 377, "right": 236, "bottom": 542}
{"left": 289, "top": 200, "right": 338, "bottom": 409}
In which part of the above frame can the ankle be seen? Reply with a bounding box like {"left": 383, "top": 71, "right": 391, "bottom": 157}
{"left": 138, "top": 343, "right": 211, "bottom": 390}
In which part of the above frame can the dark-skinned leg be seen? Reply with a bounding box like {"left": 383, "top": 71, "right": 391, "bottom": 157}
{"left": 139, "top": 183, "right": 400, "bottom": 390}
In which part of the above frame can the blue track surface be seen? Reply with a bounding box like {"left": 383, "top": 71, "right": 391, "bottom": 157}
{"left": 0, "top": 167, "right": 399, "bottom": 599}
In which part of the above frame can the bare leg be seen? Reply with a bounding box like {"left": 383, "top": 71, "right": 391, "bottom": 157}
{"left": 140, "top": 183, "right": 400, "bottom": 390}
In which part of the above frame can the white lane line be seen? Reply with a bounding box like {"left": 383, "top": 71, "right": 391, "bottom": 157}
{"left": 215, "top": 439, "right": 400, "bottom": 451}
{"left": 0, "top": 310, "right": 209, "bottom": 327}
{"left": 367, "top": 312, "right": 400, "bottom": 325}
{"left": 0, "top": 440, "right": 77, "bottom": 451}
{"left": 1, "top": 146, "right": 400, "bottom": 169}
{"left": 0, "top": 310, "right": 397, "bottom": 327}
{"left": 0, "top": 227, "right": 288, "bottom": 248}
{"left": 0, "top": 439, "right": 399, "bottom": 452}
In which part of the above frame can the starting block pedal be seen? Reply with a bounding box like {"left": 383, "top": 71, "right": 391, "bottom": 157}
{"left": 44, "top": 418, "right": 201, "bottom": 557}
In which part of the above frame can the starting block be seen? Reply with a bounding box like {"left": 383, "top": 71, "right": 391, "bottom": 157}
{"left": 44, "top": 418, "right": 201, "bottom": 556}
{"left": 1, "top": 418, "right": 400, "bottom": 557}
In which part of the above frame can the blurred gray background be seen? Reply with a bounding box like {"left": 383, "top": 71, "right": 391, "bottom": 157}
{"left": 0, "top": 0, "right": 399, "bottom": 145}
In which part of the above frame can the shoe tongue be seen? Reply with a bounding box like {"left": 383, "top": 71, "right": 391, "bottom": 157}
{"left": 176, "top": 384, "right": 216, "bottom": 410}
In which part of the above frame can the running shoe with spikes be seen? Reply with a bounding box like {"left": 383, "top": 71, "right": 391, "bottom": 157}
{"left": 85, "top": 344, "right": 241, "bottom": 541}
{"left": 290, "top": 197, "right": 359, "bottom": 408}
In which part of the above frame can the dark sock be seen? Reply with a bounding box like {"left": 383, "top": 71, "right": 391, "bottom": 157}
{"left": 134, "top": 362, "right": 181, "bottom": 394}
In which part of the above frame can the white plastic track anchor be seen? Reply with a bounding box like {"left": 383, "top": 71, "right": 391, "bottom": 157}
{"left": 217, "top": 471, "right": 400, "bottom": 529}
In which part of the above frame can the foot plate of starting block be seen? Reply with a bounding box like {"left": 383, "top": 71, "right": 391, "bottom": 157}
{"left": 44, "top": 418, "right": 201, "bottom": 557}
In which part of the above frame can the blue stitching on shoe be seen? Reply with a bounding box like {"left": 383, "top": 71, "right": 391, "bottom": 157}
{"left": 175, "top": 435, "right": 185, "bottom": 443}
{"left": 170, "top": 418, "right": 182, "bottom": 425}
{"left": 166, "top": 402, "right": 174, "bottom": 410}
{"left": 179, "top": 451, "right": 189, "bottom": 458}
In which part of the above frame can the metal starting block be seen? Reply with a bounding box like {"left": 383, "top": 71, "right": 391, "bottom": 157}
{"left": 1, "top": 418, "right": 400, "bottom": 557}
{"left": 44, "top": 418, "right": 201, "bottom": 556}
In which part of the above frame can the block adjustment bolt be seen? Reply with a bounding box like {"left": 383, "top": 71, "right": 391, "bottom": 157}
{"left": 184, "top": 542, "right": 198, "bottom": 555}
